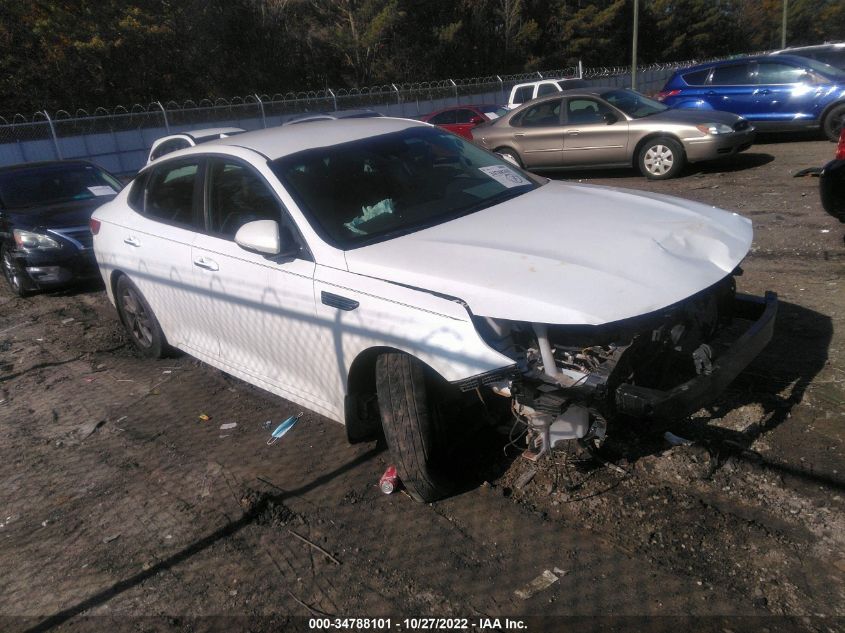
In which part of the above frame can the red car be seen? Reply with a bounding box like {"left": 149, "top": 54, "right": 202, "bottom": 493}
{"left": 421, "top": 104, "right": 507, "bottom": 139}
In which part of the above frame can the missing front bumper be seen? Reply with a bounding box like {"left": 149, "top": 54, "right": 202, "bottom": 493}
{"left": 614, "top": 291, "right": 778, "bottom": 421}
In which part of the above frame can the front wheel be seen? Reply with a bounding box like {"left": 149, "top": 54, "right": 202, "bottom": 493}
{"left": 822, "top": 104, "right": 845, "bottom": 142}
{"left": 1, "top": 245, "right": 30, "bottom": 297}
{"left": 115, "top": 275, "right": 169, "bottom": 358}
{"left": 375, "top": 353, "right": 454, "bottom": 503}
{"left": 638, "top": 137, "right": 685, "bottom": 180}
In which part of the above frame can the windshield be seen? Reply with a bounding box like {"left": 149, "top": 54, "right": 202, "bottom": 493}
{"left": 0, "top": 162, "right": 121, "bottom": 210}
{"left": 601, "top": 89, "right": 668, "bottom": 118}
{"left": 271, "top": 127, "right": 538, "bottom": 249}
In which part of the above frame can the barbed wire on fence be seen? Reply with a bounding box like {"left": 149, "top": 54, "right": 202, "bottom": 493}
{"left": 0, "top": 53, "right": 767, "bottom": 174}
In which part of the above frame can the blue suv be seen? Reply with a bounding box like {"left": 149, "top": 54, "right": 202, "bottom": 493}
{"left": 658, "top": 55, "right": 845, "bottom": 141}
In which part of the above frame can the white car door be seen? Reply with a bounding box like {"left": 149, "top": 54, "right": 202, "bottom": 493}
{"left": 121, "top": 159, "right": 204, "bottom": 350}
{"left": 190, "top": 158, "right": 322, "bottom": 403}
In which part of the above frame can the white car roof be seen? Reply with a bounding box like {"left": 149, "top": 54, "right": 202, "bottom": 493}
{"left": 186, "top": 117, "right": 426, "bottom": 161}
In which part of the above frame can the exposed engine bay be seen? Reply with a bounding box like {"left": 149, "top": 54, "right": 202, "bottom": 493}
{"left": 470, "top": 274, "right": 744, "bottom": 456}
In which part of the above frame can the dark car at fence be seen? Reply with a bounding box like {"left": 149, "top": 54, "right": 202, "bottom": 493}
{"left": 820, "top": 127, "right": 845, "bottom": 223}
{"left": 0, "top": 160, "right": 122, "bottom": 296}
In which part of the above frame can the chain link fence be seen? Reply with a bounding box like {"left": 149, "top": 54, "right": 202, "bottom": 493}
{"left": 0, "top": 58, "right": 714, "bottom": 176}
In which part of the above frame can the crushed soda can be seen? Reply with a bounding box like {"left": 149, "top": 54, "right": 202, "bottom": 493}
{"left": 379, "top": 465, "right": 399, "bottom": 494}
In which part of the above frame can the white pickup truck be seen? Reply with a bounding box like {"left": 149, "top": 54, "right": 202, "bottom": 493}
{"left": 507, "top": 78, "right": 591, "bottom": 109}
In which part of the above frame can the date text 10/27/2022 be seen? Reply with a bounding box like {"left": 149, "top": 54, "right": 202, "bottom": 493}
{"left": 308, "top": 618, "right": 528, "bottom": 630}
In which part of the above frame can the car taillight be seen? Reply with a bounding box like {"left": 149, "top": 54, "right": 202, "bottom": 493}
{"left": 836, "top": 128, "right": 845, "bottom": 161}
{"left": 656, "top": 89, "right": 681, "bottom": 101}
{"left": 89, "top": 218, "right": 101, "bottom": 235}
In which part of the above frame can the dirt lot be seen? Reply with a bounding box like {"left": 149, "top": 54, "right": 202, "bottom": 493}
{"left": 1, "top": 135, "right": 843, "bottom": 633}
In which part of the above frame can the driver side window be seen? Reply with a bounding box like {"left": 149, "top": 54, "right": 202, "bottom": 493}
{"left": 206, "top": 160, "right": 281, "bottom": 239}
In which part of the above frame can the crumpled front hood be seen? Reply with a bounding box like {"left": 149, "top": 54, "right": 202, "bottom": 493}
{"left": 344, "top": 181, "right": 752, "bottom": 325}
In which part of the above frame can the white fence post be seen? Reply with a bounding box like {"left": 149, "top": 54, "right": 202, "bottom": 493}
{"left": 328, "top": 88, "right": 338, "bottom": 112}
{"left": 41, "top": 111, "right": 62, "bottom": 160}
{"left": 254, "top": 94, "right": 267, "bottom": 128}
{"left": 155, "top": 101, "right": 170, "bottom": 133}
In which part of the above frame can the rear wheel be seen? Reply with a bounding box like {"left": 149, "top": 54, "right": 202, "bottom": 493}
{"left": 1, "top": 246, "right": 30, "bottom": 297}
{"left": 638, "top": 137, "right": 685, "bottom": 180}
{"left": 822, "top": 103, "right": 845, "bottom": 142}
{"left": 375, "top": 352, "right": 455, "bottom": 503}
{"left": 115, "top": 275, "right": 169, "bottom": 358}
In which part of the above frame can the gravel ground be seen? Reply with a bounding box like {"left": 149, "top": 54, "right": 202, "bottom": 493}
{"left": 0, "top": 135, "right": 843, "bottom": 633}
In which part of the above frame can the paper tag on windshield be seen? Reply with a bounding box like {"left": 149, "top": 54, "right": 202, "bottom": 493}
{"left": 88, "top": 185, "right": 116, "bottom": 196}
{"left": 478, "top": 165, "right": 531, "bottom": 188}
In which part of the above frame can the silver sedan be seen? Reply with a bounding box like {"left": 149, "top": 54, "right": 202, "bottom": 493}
{"left": 472, "top": 87, "right": 755, "bottom": 179}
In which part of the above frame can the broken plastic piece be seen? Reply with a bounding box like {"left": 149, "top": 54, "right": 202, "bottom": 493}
{"left": 219, "top": 423, "right": 237, "bottom": 431}
{"left": 515, "top": 569, "right": 560, "bottom": 600}
{"left": 267, "top": 412, "right": 303, "bottom": 445}
{"left": 198, "top": 414, "right": 210, "bottom": 422}
{"left": 664, "top": 431, "right": 693, "bottom": 446}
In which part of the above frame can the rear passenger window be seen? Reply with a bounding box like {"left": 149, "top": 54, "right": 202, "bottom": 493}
{"left": 710, "top": 64, "right": 753, "bottom": 85}
{"left": 537, "top": 83, "right": 558, "bottom": 96}
{"left": 455, "top": 109, "right": 478, "bottom": 124}
{"left": 513, "top": 86, "right": 533, "bottom": 104}
{"left": 207, "top": 161, "right": 281, "bottom": 239}
{"left": 518, "top": 100, "right": 562, "bottom": 127}
{"left": 429, "top": 110, "right": 457, "bottom": 125}
{"left": 682, "top": 69, "right": 710, "bottom": 86}
{"left": 143, "top": 162, "right": 200, "bottom": 227}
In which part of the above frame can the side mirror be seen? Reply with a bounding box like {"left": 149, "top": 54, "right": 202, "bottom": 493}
{"left": 235, "top": 219, "right": 301, "bottom": 259}
{"left": 603, "top": 112, "right": 619, "bottom": 125}
{"left": 469, "top": 115, "right": 485, "bottom": 125}
{"left": 234, "top": 219, "right": 280, "bottom": 255}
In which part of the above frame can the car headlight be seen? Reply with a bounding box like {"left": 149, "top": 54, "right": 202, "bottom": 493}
{"left": 696, "top": 123, "right": 734, "bottom": 135}
{"left": 13, "top": 229, "right": 61, "bottom": 250}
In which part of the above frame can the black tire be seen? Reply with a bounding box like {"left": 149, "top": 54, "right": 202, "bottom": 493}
{"left": 1, "top": 245, "right": 31, "bottom": 297}
{"left": 638, "top": 137, "right": 686, "bottom": 180}
{"left": 822, "top": 103, "right": 845, "bottom": 142}
{"left": 375, "top": 353, "right": 454, "bottom": 503}
{"left": 115, "top": 275, "right": 169, "bottom": 358}
{"left": 495, "top": 147, "right": 523, "bottom": 168}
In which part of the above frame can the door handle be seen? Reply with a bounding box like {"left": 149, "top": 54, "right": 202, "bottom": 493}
{"left": 193, "top": 257, "right": 219, "bottom": 271}
{"left": 123, "top": 237, "right": 140, "bottom": 247}
{"left": 514, "top": 133, "right": 526, "bottom": 138}
{"left": 321, "top": 291, "right": 359, "bottom": 311}
{"left": 706, "top": 90, "right": 716, "bottom": 96}
{"left": 758, "top": 89, "right": 771, "bottom": 95}
{"left": 567, "top": 130, "right": 581, "bottom": 135}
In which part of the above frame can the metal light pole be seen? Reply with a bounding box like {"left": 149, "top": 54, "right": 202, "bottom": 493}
{"left": 632, "top": 0, "right": 639, "bottom": 90}
{"left": 781, "top": 0, "right": 787, "bottom": 48}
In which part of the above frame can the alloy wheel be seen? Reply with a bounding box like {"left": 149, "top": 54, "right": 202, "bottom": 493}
{"left": 2, "top": 250, "right": 22, "bottom": 293}
{"left": 121, "top": 287, "right": 154, "bottom": 348}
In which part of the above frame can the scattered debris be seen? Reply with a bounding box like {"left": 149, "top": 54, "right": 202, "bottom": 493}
{"left": 198, "top": 414, "right": 210, "bottom": 422}
{"left": 792, "top": 166, "right": 822, "bottom": 177}
{"left": 162, "top": 370, "right": 172, "bottom": 374}
{"left": 514, "top": 467, "right": 537, "bottom": 489}
{"left": 287, "top": 589, "right": 332, "bottom": 617}
{"left": 219, "top": 423, "right": 237, "bottom": 431}
{"left": 287, "top": 529, "right": 341, "bottom": 565}
{"left": 267, "top": 412, "right": 303, "bottom": 445}
{"left": 102, "top": 534, "right": 120, "bottom": 544}
{"left": 821, "top": 229, "right": 830, "bottom": 233}
{"left": 78, "top": 419, "right": 106, "bottom": 439}
{"left": 514, "top": 569, "right": 560, "bottom": 600}
{"left": 61, "top": 318, "right": 75, "bottom": 324}
{"left": 664, "top": 431, "right": 694, "bottom": 447}
{"left": 83, "top": 377, "right": 96, "bottom": 383}
{"left": 379, "top": 465, "right": 399, "bottom": 494}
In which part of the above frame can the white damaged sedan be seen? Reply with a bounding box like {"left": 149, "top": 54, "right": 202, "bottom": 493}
{"left": 91, "top": 118, "right": 776, "bottom": 502}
